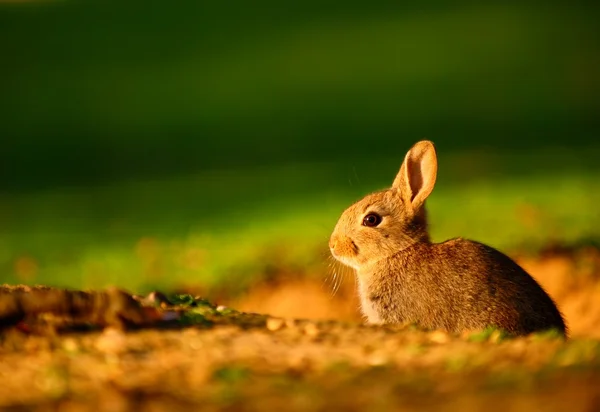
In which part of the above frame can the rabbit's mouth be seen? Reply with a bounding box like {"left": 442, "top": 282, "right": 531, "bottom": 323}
{"left": 329, "top": 234, "right": 360, "bottom": 268}
{"left": 330, "top": 248, "right": 360, "bottom": 270}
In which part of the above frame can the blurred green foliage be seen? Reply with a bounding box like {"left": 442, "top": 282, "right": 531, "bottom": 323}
{"left": 1, "top": 1, "right": 599, "bottom": 188}
{"left": 0, "top": 1, "right": 599, "bottom": 294}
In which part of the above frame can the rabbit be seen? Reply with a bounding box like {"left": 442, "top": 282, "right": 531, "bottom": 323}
{"left": 329, "top": 140, "right": 566, "bottom": 337}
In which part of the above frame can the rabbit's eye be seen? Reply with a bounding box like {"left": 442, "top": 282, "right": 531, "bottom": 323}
{"left": 362, "top": 213, "right": 382, "bottom": 227}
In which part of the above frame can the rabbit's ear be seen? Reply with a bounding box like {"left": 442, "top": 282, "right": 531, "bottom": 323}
{"left": 392, "top": 140, "right": 438, "bottom": 210}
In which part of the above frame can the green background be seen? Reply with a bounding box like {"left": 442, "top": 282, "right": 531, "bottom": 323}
{"left": 1, "top": 1, "right": 599, "bottom": 295}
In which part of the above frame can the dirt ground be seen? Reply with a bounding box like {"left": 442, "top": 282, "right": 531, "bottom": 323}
{"left": 1, "top": 247, "right": 600, "bottom": 411}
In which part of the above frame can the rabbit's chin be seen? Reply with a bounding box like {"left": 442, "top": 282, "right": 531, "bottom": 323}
{"left": 330, "top": 251, "right": 360, "bottom": 271}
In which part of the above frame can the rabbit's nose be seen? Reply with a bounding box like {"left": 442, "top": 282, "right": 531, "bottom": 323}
{"left": 329, "top": 237, "right": 337, "bottom": 250}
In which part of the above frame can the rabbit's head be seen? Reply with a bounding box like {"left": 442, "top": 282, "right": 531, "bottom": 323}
{"left": 329, "top": 140, "right": 438, "bottom": 270}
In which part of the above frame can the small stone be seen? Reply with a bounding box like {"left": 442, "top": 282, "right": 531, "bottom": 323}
{"left": 429, "top": 330, "right": 450, "bottom": 344}
{"left": 216, "top": 305, "right": 228, "bottom": 312}
{"left": 266, "top": 317, "right": 284, "bottom": 331}
{"left": 160, "top": 310, "right": 181, "bottom": 322}
{"left": 303, "top": 323, "right": 320, "bottom": 337}
{"left": 62, "top": 338, "right": 79, "bottom": 353}
{"left": 146, "top": 291, "right": 169, "bottom": 305}
{"left": 367, "top": 351, "right": 389, "bottom": 366}
{"left": 95, "top": 327, "right": 127, "bottom": 355}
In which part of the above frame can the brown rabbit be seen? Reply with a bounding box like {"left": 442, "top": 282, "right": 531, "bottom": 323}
{"left": 329, "top": 140, "right": 566, "bottom": 337}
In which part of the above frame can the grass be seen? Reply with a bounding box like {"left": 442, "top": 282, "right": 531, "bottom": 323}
{"left": 1, "top": 147, "right": 599, "bottom": 295}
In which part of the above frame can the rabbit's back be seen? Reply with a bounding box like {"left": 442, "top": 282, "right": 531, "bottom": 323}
{"left": 363, "top": 239, "right": 566, "bottom": 335}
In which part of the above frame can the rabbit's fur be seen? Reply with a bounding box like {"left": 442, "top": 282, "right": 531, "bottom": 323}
{"left": 329, "top": 141, "right": 566, "bottom": 336}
